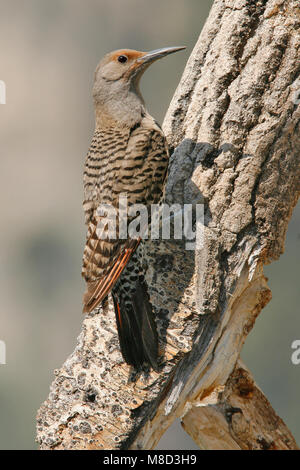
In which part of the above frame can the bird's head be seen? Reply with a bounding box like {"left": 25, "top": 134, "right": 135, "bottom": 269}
{"left": 92, "top": 47, "right": 185, "bottom": 111}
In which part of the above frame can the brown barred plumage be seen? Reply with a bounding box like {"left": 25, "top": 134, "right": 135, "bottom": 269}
{"left": 81, "top": 47, "right": 185, "bottom": 369}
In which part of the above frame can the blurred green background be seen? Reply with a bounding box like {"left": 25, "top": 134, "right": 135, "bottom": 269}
{"left": 0, "top": 0, "right": 299, "bottom": 450}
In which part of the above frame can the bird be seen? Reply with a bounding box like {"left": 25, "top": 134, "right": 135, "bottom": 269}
{"left": 82, "top": 46, "right": 185, "bottom": 370}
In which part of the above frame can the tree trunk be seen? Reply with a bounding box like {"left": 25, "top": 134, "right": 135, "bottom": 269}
{"left": 37, "top": 0, "right": 300, "bottom": 450}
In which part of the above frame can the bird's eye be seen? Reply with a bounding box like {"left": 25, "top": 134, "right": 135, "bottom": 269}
{"left": 118, "top": 55, "right": 128, "bottom": 63}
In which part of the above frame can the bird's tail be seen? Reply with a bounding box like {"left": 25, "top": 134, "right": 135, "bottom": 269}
{"left": 112, "top": 278, "right": 159, "bottom": 371}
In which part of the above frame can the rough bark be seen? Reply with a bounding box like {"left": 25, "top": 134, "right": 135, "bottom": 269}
{"left": 37, "top": 0, "right": 300, "bottom": 450}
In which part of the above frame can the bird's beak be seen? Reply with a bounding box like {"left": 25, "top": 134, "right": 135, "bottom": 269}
{"left": 137, "top": 46, "right": 186, "bottom": 65}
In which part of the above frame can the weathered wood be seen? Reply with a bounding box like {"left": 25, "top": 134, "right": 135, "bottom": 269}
{"left": 37, "top": 0, "right": 300, "bottom": 450}
{"left": 182, "top": 360, "right": 298, "bottom": 450}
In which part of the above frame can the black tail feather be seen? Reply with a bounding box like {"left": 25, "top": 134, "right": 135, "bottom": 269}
{"left": 112, "top": 279, "right": 159, "bottom": 371}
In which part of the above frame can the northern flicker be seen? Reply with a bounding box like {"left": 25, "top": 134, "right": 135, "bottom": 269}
{"left": 82, "top": 47, "right": 185, "bottom": 370}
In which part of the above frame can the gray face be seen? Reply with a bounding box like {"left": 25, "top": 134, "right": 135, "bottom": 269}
{"left": 92, "top": 47, "right": 186, "bottom": 105}
{"left": 95, "top": 50, "right": 144, "bottom": 81}
{"left": 92, "top": 49, "right": 146, "bottom": 104}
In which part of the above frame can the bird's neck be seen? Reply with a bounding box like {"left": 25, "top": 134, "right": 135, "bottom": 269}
{"left": 94, "top": 85, "right": 146, "bottom": 130}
